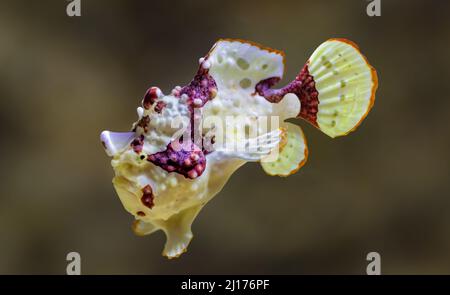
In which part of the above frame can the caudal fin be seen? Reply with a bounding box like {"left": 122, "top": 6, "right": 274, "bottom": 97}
{"left": 303, "top": 38, "right": 378, "bottom": 137}
{"left": 254, "top": 38, "right": 377, "bottom": 176}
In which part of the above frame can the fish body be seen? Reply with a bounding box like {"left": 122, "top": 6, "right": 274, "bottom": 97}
{"left": 101, "top": 38, "right": 378, "bottom": 258}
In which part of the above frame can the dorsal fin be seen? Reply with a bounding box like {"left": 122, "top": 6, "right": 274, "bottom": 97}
{"left": 206, "top": 39, "right": 285, "bottom": 93}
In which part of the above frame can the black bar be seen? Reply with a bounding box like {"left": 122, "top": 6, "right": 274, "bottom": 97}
{"left": 1, "top": 275, "right": 450, "bottom": 292}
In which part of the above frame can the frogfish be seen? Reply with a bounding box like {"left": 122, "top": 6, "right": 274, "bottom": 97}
{"left": 100, "top": 38, "right": 378, "bottom": 258}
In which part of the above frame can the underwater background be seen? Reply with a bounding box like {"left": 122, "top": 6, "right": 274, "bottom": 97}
{"left": 0, "top": 0, "right": 449, "bottom": 274}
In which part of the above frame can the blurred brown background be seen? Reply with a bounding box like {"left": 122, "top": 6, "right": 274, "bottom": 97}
{"left": 0, "top": 0, "right": 449, "bottom": 274}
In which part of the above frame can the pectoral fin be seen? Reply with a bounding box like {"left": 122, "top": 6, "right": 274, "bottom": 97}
{"left": 131, "top": 205, "right": 203, "bottom": 259}
{"left": 156, "top": 205, "right": 203, "bottom": 259}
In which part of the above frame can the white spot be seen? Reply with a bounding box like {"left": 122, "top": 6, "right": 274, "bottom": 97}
{"left": 191, "top": 183, "right": 199, "bottom": 191}
{"left": 193, "top": 98, "right": 203, "bottom": 106}
{"left": 154, "top": 87, "right": 163, "bottom": 97}
{"left": 137, "top": 107, "right": 144, "bottom": 118}
{"left": 169, "top": 177, "right": 177, "bottom": 187}
{"left": 198, "top": 57, "right": 205, "bottom": 64}
{"left": 202, "top": 60, "right": 211, "bottom": 69}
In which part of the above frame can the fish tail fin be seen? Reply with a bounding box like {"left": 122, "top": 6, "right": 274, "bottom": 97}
{"left": 297, "top": 38, "right": 378, "bottom": 137}
{"left": 272, "top": 39, "right": 378, "bottom": 138}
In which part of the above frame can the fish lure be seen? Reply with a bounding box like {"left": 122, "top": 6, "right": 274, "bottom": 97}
{"left": 100, "top": 38, "right": 378, "bottom": 258}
